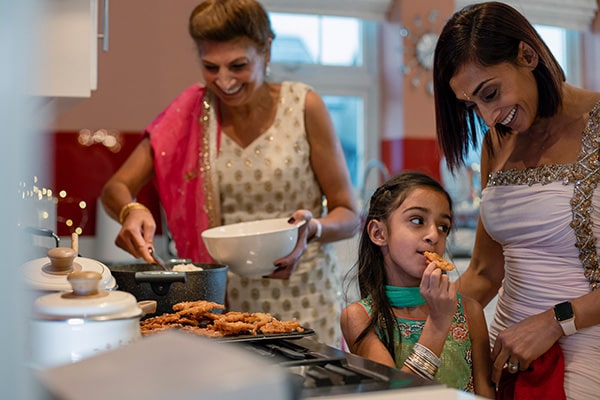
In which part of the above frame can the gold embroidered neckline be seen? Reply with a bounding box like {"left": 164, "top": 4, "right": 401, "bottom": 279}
{"left": 487, "top": 100, "right": 600, "bottom": 289}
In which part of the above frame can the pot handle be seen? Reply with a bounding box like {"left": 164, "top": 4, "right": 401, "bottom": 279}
{"left": 134, "top": 271, "right": 187, "bottom": 284}
{"left": 134, "top": 271, "right": 187, "bottom": 296}
{"left": 138, "top": 300, "right": 158, "bottom": 317}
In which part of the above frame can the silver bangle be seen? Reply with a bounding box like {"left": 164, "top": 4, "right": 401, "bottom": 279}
{"left": 403, "top": 343, "right": 440, "bottom": 380}
{"left": 404, "top": 355, "right": 435, "bottom": 380}
{"left": 310, "top": 219, "right": 322, "bottom": 242}
{"left": 413, "top": 343, "right": 441, "bottom": 368}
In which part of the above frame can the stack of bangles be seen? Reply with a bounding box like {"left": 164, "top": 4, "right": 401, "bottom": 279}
{"left": 119, "top": 202, "right": 150, "bottom": 225}
{"left": 403, "top": 342, "right": 441, "bottom": 380}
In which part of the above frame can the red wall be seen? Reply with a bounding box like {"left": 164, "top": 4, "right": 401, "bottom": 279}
{"left": 52, "top": 131, "right": 162, "bottom": 236}
{"left": 381, "top": 137, "right": 441, "bottom": 181}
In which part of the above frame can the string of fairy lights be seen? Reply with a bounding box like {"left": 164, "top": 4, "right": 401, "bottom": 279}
{"left": 18, "top": 176, "right": 88, "bottom": 236}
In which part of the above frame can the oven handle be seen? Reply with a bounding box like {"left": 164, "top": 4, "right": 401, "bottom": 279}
{"left": 264, "top": 343, "right": 306, "bottom": 360}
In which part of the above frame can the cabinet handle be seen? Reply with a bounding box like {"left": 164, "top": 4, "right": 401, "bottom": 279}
{"left": 98, "top": 0, "right": 109, "bottom": 52}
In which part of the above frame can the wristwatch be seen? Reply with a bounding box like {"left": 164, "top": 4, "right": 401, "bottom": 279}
{"left": 553, "top": 301, "right": 577, "bottom": 336}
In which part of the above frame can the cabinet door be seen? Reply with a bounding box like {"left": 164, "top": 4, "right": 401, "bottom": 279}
{"left": 30, "top": 0, "right": 98, "bottom": 98}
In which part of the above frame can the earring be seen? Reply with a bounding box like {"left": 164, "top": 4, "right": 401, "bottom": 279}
{"left": 265, "top": 62, "right": 271, "bottom": 77}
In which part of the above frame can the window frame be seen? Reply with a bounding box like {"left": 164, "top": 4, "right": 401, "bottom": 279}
{"left": 266, "top": 5, "right": 588, "bottom": 189}
{"left": 268, "top": 18, "right": 380, "bottom": 183}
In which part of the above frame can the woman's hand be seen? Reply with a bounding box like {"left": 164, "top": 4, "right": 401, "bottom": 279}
{"left": 268, "top": 210, "right": 314, "bottom": 279}
{"left": 115, "top": 207, "right": 157, "bottom": 263}
{"left": 101, "top": 138, "right": 157, "bottom": 263}
{"left": 490, "top": 309, "right": 562, "bottom": 384}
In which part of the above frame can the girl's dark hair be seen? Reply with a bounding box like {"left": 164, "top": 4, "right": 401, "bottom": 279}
{"left": 433, "top": 1, "right": 565, "bottom": 172}
{"left": 188, "top": 0, "right": 275, "bottom": 54}
{"left": 353, "top": 171, "right": 453, "bottom": 361}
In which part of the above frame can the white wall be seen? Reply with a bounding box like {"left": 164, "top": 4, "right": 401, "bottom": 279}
{"left": 0, "top": 1, "right": 50, "bottom": 398}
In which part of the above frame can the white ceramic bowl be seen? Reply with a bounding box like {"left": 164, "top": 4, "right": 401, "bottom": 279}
{"left": 201, "top": 218, "right": 304, "bottom": 277}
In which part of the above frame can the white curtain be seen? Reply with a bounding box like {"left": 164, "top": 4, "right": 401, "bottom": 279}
{"left": 261, "top": 0, "right": 598, "bottom": 30}
{"left": 260, "top": 0, "right": 392, "bottom": 21}
{"left": 455, "top": 0, "right": 598, "bottom": 31}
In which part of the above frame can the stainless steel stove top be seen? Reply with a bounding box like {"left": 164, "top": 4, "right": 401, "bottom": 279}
{"left": 234, "top": 337, "right": 441, "bottom": 399}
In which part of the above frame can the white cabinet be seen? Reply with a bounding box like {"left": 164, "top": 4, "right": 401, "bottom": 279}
{"left": 31, "top": 0, "right": 106, "bottom": 98}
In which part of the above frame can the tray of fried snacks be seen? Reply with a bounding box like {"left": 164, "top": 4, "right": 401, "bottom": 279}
{"left": 140, "top": 300, "right": 315, "bottom": 342}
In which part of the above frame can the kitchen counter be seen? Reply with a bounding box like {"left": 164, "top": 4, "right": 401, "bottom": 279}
{"left": 316, "top": 386, "right": 486, "bottom": 399}
{"left": 36, "top": 330, "right": 486, "bottom": 400}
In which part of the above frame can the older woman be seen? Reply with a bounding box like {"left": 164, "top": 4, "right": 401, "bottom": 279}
{"left": 101, "top": 0, "right": 359, "bottom": 347}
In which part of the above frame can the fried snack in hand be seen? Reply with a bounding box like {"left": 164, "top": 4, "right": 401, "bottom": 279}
{"left": 424, "top": 251, "right": 455, "bottom": 271}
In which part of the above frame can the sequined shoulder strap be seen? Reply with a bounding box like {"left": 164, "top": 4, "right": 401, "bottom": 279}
{"left": 571, "top": 100, "right": 600, "bottom": 289}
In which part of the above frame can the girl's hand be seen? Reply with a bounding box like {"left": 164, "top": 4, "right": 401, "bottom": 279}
{"left": 421, "top": 262, "right": 457, "bottom": 330}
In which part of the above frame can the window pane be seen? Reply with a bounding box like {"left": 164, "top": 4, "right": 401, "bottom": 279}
{"left": 270, "top": 14, "right": 318, "bottom": 64}
{"left": 323, "top": 95, "right": 363, "bottom": 186}
{"left": 535, "top": 25, "right": 568, "bottom": 77}
{"left": 270, "top": 13, "right": 362, "bottom": 66}
{"left": 320, "top": 17, "right": 361, "bottom": 66}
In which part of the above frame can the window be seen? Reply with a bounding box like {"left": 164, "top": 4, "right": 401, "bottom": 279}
{"left": 271, "top": 14, "right": 362, "bottom": 66}
{"left": 535, "top": 25, "right": 582, "bottom": 86}
{"left": 268, "top": 12, "right": 582, "bottom": 189}
{"left": 269, "top": 13, "right": 379, "bottom": 187}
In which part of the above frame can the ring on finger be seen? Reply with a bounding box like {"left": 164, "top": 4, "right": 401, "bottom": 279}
{"left": 508, "top": 362, "right": 519, "bottom": 373}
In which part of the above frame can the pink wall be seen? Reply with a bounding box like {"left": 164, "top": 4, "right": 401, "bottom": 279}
{"left": 379, "top": 0, "right": 454, "bottom": 179}
{"left": 54, "top": 0, "right": 203, "bottom": 131}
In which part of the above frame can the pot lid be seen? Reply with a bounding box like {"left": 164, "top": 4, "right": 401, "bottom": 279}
{"left": 22, "top": 247, "right": 117, "bottom": 292}
{"left": 33, "top": 271, "right": 140, "bottom": 320}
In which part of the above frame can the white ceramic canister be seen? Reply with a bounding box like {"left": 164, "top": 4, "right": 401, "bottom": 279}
{"left": 29, "top": 271, "right": 146, "bottom": 369}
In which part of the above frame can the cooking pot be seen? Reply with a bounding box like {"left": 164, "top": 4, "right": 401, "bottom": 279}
{"left": 29, "top": 271, "right": 156, "bottom": 369}
{"left": 22, "top": 247, "right": 117, "bottom": 294}
{"left": 107, "top": 261, "right": 228, "bottom": 316}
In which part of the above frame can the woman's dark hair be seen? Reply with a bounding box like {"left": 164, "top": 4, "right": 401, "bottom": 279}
{"left": 353, "top": 171, "right": 453, "bottom": 360}
{"left": 433, "top": 1, "right": 565, "bottom": 171}
{"left": 188, "top": 0, "right": 275, "bottom": 54}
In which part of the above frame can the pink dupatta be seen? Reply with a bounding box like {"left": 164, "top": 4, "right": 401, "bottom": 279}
{"left": 146, "top": 84, "right": 221, "bottom": 262}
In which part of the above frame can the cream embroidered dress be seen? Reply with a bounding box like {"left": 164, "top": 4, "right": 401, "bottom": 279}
{"left": 215, "top": 81, "right": 343, "bottom": 347}
{"left": 482, "top": 101, "right": 600, "bottom": 399}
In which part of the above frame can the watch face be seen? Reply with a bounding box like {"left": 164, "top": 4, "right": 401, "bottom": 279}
{"left": 554, "top": 301, "right": 574, "bottom": 321}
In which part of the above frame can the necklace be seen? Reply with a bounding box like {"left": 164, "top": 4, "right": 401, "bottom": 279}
{"left": 385, "top": 285, "right": 426, "bottom": 308}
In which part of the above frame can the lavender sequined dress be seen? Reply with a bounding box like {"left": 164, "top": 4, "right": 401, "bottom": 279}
{"left": 481, "top": 101, "right": 600, "bottom": 399}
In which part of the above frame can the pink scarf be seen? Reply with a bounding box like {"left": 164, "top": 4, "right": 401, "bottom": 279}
{"left": 146, "top": 84, "right": 221, "bottom": 262}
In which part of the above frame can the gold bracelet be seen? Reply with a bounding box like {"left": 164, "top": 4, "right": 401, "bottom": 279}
{"left": 118, "top": 202, "right": 150, "bottom": 225}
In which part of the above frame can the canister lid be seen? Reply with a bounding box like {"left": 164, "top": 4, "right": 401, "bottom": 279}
{"left": 22, "top": 249, "right": 117, "bottom": 292}
{"left": 32, "top": 271, "right": 139, "bottom": 320}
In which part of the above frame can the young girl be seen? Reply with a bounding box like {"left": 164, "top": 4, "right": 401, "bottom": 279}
{"left": 341, "top": 171, "right": 495, "bottom": 398}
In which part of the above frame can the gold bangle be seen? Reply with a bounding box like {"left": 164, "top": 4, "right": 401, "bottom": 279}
{"left": 118, "top": 202, "right": 150, "bottom": 225}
